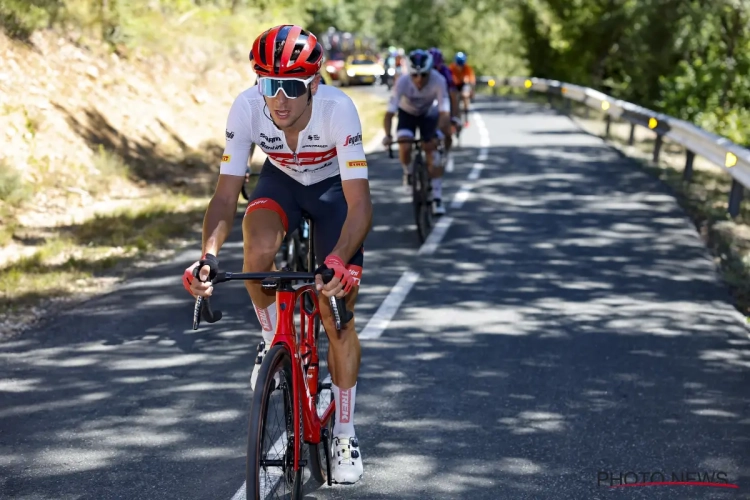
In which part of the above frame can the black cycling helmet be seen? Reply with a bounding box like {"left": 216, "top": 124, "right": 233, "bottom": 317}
{"left": 408, "top": 49, "right": 433, "bottom": 75}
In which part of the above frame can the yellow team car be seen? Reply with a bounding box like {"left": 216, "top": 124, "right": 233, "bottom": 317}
{"left": 338, "top": 55, "right": 384, "bottom": 86}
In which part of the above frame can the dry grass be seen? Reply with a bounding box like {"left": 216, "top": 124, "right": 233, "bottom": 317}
{"left": 0, "top": 195, "right": 210, "bottom": 316}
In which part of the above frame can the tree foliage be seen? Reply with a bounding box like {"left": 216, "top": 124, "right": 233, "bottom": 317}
{"left": 2, "top": 0, "right": 747, "bottom": 141}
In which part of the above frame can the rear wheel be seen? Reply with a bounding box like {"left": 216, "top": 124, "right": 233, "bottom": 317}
{"left": 246, "top": 345, "right": 303, "bottom": 500}
{"left": 412, "top": 153, "right": 433, "bottom": 244}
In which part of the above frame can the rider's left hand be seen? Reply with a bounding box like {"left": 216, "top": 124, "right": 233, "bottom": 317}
{"left": 316, "top": 255, "right": 356, "bottom": 298}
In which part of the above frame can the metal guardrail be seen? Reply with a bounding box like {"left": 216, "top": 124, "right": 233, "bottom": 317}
{"left": 478, "top": 76, "right": 750, "bottom": 217}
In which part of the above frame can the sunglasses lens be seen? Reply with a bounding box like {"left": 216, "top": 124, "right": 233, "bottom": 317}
{"left": 258, "top": 78, "right": 308, "bottom": 98}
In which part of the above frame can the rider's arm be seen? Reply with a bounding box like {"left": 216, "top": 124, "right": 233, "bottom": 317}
{"left": 383, "top": 75, "right": 402, "bottom": 138}
{"left": 331, "top": 97, "right": 373, "bottom": 262}
{"left": 203, "top": 95, "right": 254, "bottom": 257}
{"left": 435, "top": 73, "right": 452, "bottom": 132}
{"left": 467, "top": 66, "right": 476, "bottom": 85}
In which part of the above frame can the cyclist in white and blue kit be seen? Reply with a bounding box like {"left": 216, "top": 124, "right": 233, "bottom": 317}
{"left": 382, "top": 49, "right": 452, "bottom": 215}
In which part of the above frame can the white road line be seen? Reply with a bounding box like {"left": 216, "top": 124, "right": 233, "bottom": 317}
{"left": 417, "top": 216, "right": 454, "bottom": 256}
{"left": 445, "top": 154, "right": 454, "bottom": 173}
{"left": 231, "top": 482, "right": 245, "bottom": 500}
{"left": 468, "top": 162, "right": 484, "bottom": 181}
{"left": 451, "top": 185, "right": 471, "bottom": 209}
{"left": 359, "top": 271, "right": 420, "bottom": 339}
{"left": 478, "top": 148, "right": 488, "bottom": 161}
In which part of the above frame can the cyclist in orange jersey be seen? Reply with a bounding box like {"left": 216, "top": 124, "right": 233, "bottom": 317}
{"left": 448, "top": 52, "right": 475, "bottom": 126}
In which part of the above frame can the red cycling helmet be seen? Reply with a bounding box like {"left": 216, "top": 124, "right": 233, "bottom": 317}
{"left": 250, "top": 25, "right": 323, "bottom": 78}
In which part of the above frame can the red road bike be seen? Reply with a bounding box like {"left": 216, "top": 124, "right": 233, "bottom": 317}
{"left": 192, "top": 218, "right": 352, "bottom": 499}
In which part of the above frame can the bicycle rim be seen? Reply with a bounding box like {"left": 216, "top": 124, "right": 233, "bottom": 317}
{"left": 246, "top": 345, "right": 303, "bottom": 500}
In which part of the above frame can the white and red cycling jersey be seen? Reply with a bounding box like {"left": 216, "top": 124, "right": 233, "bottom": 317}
{"left": 220, "top": 84, "right": 369, "bottom": 186}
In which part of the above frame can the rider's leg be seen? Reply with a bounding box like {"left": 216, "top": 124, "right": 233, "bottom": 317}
{"left": 421, "top": 114, "right": 446, "bottom": 214}
{"left": 396, "top": 108, "right": 418, "bottom": 187}
{"left": 243, "top": 162, "right": 302, "bottom": 388}
{"left": 304, "top": 176, "right": 366, "bottom": 484}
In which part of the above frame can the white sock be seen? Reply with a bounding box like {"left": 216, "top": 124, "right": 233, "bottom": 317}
{"left": 431, "top": 177, "right": 443, "bottom": 200}
{"left": 333, "top": 383, "right": 356, "bottom": 437}
{"left": 253, "top": 302, "right": 277, "bottom": 345}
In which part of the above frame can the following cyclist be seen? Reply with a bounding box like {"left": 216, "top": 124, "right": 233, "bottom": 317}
{"left": 428, "top": 47, "right": 460, "bottom": 158}
{"left": 449, "top": 51, "right": 475, "bottom": 127}
{"left": 182, "top": 24, "right": 370, "bottom": 485}
{"left": 383, "top": 49, "right": 451, "bottom": 216}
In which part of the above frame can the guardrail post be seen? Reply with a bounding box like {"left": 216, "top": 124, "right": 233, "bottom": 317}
{"left": 565, "top": 98, "right": 571, "bottom": 113}
{"left": 653, "top": 135, "right": 663, "bottom": 163}
{"left": 628, "top": 124, "right": 635, "bottom": 145}
{"left": 683, "top": 151, "right": 695, "bottom": 181}
{"left": 729, "top": 179, "right": 744, "bottom": 218}
{"left": 605, "top": 115, "right": 611, "bottom": 138}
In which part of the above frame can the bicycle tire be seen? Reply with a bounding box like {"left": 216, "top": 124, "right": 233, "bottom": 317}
{"left": 412, "top": 153, "right": 432, "bottom": 244}
{"left": 246, "top": 345, "right": 303, "bottom": 500}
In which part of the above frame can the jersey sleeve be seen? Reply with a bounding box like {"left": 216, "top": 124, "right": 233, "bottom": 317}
{"left": 219, "top": 94, "right": 254, "bottom": 177}
{"left": 387, "top": 74, "right": 404, "bottom": 114}
{"left": 332, "top": 96, "right": 369, "bottom": 182}
{"left": 435, "top": 72, "right": 451, "bottom": 113}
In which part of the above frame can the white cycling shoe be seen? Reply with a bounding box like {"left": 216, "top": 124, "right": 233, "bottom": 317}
{"left": 250, "top": 341, "right": 269, "bottom": 391}
{"left": 432, "top": 198, "right": 446, "bottom": 216}
{"left": 331, "top": 435, "right": 364, "bottom": 484}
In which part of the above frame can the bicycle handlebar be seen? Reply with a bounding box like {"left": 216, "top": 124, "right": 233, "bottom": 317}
{"left": 191, "top": 267, "right": 353, "bottom": 332}
{"left": 387, "top": 138, "right": 423, "bottom": 159}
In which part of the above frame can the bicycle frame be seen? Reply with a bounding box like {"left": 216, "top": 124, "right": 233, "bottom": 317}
{"left": 273, "top": 279, "right": 334, "bottom": 472}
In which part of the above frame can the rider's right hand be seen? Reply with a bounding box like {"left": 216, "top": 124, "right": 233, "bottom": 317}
{"left": 182, "top": 253, "right": 220, "bottom": 297}
{"left": 382, "top": 135, "right": 392, "bottom": 147}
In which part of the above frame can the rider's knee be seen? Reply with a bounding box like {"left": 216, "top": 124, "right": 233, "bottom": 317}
{"left": 242, "top": 228, "right": 279, "bottom": 271}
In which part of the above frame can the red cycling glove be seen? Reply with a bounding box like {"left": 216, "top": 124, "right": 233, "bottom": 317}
{"left": 182, "top": 261, "right": 199, "bottom": 296}
{"left": 182, "top": 253, "right": 219, "bottom": 296}
{"left": 324, "top": 255, "right": 357, "bottom": 294}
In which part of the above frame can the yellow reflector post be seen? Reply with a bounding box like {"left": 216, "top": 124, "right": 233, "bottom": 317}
{"left": 561, "top": 87, "right": 567, "bottom": 94}
{"left": 488, "top": 79, "right": 496, "bottom": 87}
{"left": 601, "top": 101, "right": 610, "bottom": 111}
{"left": 726, "top": 152, "right": 738, "bottom": 168}
{"left": 524, "top": 79, "right": 532, "bottom": 89}
{"left": 648, "top": 117, "right": 658, "bottom": 129}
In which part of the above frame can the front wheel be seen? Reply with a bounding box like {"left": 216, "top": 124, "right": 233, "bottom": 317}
{"left": 246, "top": 345, "right": 303, "bottom": 500}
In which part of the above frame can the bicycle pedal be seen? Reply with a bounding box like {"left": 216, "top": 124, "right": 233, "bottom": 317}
{"left": 319, "top": 382, "right": 332, "bottom": 391}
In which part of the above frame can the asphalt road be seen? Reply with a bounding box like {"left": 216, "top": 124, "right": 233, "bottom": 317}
{"left": 1, "top": 93, "right": 749, "bottom": 500}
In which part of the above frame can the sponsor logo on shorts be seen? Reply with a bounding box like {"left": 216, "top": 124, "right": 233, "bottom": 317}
{"left": 248, "top": 199, "right": 268, "bottom": 208}
{"left": 346, "top": 160, "right": 367, "bottom": 168}
{"left": 342, "top": 132, "right": 362, "bottom": 147}
{"left": 221, "top": 154, "right": 231, "bottom": 162}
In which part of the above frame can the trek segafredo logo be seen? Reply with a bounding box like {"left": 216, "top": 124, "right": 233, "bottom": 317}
{"left": 342, "top": 132, "right": 362, "bottom": 147}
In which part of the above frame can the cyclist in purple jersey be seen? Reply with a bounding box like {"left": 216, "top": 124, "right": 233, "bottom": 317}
{"left": 429, "top": 47, "right": 459, "bottom": 155}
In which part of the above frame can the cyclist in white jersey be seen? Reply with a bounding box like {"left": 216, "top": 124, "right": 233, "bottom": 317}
{"left": 383, "top": 49, "right": 451, "bottom": 215}
{"left": 181, "top": 24, "right": 369, "bottom": 485}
